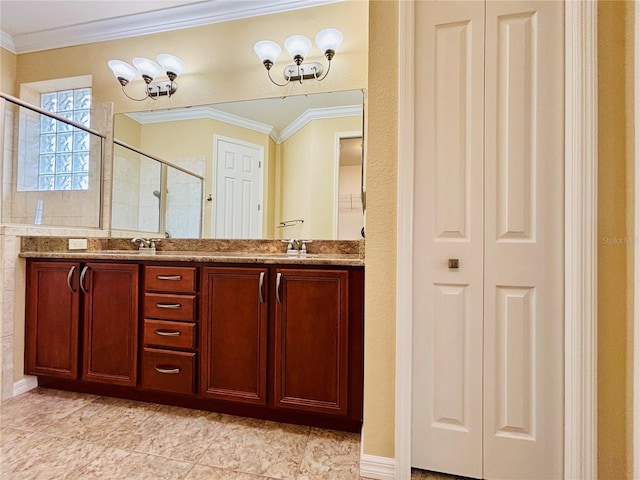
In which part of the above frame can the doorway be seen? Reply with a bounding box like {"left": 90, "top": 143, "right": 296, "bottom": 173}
{"left": 334, "top": 131, "right": 363, "bottom": 240}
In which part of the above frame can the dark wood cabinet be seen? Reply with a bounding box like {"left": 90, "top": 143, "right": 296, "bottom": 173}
{"left": 273, "top": 269, "right": 349, "bottom": 416}
{"left": 27, "top": 258, "right": 363, "bottom": 432}
{"left": 25, "top": 261, "right": 81, "bottom": 379}
{"left": 25, "top": 260, "right": 139, "bottom": 386}
{"left": 81, "top": 263, "right": 139, "bottom": 386}
{"left": 200, "top": 267, "right": 268, "bottom": 405}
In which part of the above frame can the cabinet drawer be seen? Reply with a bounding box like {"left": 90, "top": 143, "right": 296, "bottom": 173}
{"left": 141, "top": 348, "right": 196, "bottom": 395}
{"left": 145, "top": 266, "right": 196, "bottom": 294}
{"left": 143, "top": 319, "right": 196, "bottom": 350}
{"left": 144, "top": 293, "right": 195, "bottom": 321}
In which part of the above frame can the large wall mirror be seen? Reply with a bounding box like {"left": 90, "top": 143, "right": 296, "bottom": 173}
{"left": 111, "top": 89, "right": 365, "bottom": 240}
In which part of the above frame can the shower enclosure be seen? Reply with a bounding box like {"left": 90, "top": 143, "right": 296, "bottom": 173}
{"left": 111, "top": 140, "right": 204, "bottom": 238}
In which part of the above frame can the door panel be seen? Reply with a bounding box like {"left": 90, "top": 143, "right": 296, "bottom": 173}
{"left": 82, "top": 263, "right": 139, "bottom": 386}
{"left": 214, "top": 136, "right": 263, "bottom": 239}
{"left": 25, "top": 261, "right": 80, "bottom": 379}
{"left": 411, "top": 1, "right": 485, "bottom": 477}
{"left": 483, "top": 2, "right": 564, "bottom": 478}
{"left": 200, "top": 267, "right": 268, "bottom": 405}
{"left": 273, "top": 269, "right": 349, "bottom": 416}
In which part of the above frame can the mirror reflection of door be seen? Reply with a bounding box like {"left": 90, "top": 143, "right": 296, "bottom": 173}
{"left": 336, "top": 134, "right": 364, "bottom": 240}
{"left": 213, "top": 135, "right": 264, "bottom": 239}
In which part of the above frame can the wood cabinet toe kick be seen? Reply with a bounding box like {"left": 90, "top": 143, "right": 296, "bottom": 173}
{"left": 25, "top": 258, "right": 364, "bottom": 432}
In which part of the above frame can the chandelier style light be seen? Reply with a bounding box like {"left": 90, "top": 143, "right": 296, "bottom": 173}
{"left": 254, "top": 28, "right": 343, "bottom": 86}
{"left": 107, "top": 54, "right": 185, "bottom": 101}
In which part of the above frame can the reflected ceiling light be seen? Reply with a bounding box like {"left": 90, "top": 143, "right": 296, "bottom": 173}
{"left": 107, "top": 54, "right": 185, "bottom": 101}
{"left": 254, "top": 28, "right": 343, "bottom": 86}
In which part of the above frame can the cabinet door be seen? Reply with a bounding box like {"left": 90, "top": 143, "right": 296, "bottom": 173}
{"left": 200, "top": 267, "right": 268, "bottom": 405}
{"left": 25, "top": 261, "right": 81, "bottom": 379}
{"left": 273, "top": 269, "right": 349, "bottom": 416}
{"left": 82, "top": 263, "right": 139, "bottom": 386}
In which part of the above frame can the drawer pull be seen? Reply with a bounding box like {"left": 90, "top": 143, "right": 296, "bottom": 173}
{"left": 156, "top": 303, "right": 181, "bottom": 309}
{"left": 155, "top": 329, "right": 181, "bottom": 337}
{"left": 155, "top": 366, "right": 180, "bottom": 374}
{"left": 156, "top": 275, "right": 182, "bottom": 281}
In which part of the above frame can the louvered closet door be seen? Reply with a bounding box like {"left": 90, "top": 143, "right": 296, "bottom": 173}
{"left": 412, "top": 1, "right": 564, "bottom": 479}
{"left": 411, "top": 1, "right": 486, "bottom": 478}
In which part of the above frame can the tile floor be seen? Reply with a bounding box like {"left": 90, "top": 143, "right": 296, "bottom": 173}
{"left": 0, "top": 388, "right": 461, "bottom": 480}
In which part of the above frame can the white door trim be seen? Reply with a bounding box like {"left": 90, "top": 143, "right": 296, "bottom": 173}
{"left": 634, "top": 2, "right": 640, "bottom": 477}
{"left": 393, "top": 1, "right": 599, "bottom": 479}
{"left": 395, "top": 1, "right": 415, "bottom": 479}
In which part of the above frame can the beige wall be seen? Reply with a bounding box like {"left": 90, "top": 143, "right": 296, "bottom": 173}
{"left": 1, "top": 47, "right": 17, "bottom": 95}
{"left": 279, "top": 116, "right": 361, "bottom": 239}
{"left": 363, "top": 0, "right": 398, "bottom": 458}
{"left": 598, "top": 2, "right": 633, "bottom": 479}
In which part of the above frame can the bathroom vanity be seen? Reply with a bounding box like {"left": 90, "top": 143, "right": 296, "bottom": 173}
{"left": 21, "top": 239, "right": 364, "bottom": 432}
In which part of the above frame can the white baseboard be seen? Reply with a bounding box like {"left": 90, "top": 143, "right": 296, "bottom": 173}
{"left": 360, "top": 453, "right": 396, "bottom": 480}
{"left": 13, "top": 376, "right": 37, "bottom": 396}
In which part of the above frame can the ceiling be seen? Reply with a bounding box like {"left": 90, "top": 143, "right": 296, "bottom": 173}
{"left": 0, "top": 0, "right": 340, "bottom": 54}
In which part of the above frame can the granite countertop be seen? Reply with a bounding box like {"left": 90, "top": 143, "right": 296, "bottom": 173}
{"left": 19, "top": 238, "right": 365, "bottom": 267}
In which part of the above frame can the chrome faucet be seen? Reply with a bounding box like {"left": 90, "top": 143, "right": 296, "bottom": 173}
{"left": 282, "top": 239, "right": 301, "bottom": 255}
{"left": 132, "top": 237, "right": 160, "bottom": 251}
{"left": 281, "top": 239, "right": 312, "bottom": 255}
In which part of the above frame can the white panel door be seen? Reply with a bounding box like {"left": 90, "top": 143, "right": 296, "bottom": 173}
{"left": 412, "top": 1, "right": 485, "bottom": 478}
{"left": 412, "top": 1, "right": 564, "bottom": 479}
{"left": 483, "top": 1, "right": 564, "bottom": 478}
{"left": 214, "top": 136, "right": 263, "bottom": 239}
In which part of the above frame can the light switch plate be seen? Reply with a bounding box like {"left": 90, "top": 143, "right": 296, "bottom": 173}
{"left": 68, "top": 238, "right": 88, "bottom": 250}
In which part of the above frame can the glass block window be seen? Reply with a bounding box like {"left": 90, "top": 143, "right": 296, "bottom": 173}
{"left": 39, "top": 88, "right": 91, "bottom": 191}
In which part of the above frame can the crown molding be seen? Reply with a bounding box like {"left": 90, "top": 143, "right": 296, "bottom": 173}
{"left": 126, "top": 104, "right": 362, "bottom": 144}
{"left": 6, "top": 0, "right": 340, "bottom": 54}
{"left": 1, "top": 30, "right": 16, "bottom": 53}
{"left": 278, "top": 104, "right": 363, "bottom": 143}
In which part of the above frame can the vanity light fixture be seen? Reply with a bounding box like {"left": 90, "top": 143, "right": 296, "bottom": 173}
{"left": 254, "top": 28, "right": 343, "bottom": 86}
{"left": 107, "top": 54, "right": 185, "bottom": 101}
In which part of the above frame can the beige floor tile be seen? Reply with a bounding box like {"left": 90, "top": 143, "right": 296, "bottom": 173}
{"left": 297, "top": 428, "right": 360, "bottom": 480}
{"left": 185, "top": 464, "right": 279, "bottom": 480}
{"left": 39, "top": 395, "right": 161, "bottom": 442}
{"left": 0, "top": 432, "right": 106, "bottom": 479}
{"left": 198, "top": 416, "right": 311, "bottom": 480}
{"left": 76, "top": 447, "right": 194, "bottom": 480}
{"left": 96, "top": 403, "right": 226, "bottom": 463}
{"left": 0, "top": 387, "right": 98, "bottom": 430}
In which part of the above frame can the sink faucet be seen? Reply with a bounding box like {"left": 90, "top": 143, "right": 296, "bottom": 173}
{"left": 282, "top": 239, "right": 301, "bottom": 255}
{"left": 132, "top": 238, "right": 160, "bottom": 251}
{"left": 281, "top": 239, "right": 312, "bottom": 255}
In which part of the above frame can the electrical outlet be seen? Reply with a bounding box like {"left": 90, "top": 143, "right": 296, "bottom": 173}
{"left": 68, "top": 238, "right": 88, "bottom": 250}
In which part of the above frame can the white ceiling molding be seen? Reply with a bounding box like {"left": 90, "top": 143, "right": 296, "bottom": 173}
{"left": 126, "top": 104, "right": 363, "bottom": 144}
{"left": 278, "top": 104, "right": 363, "bottom": 143}
{"left": 126, "top": 106, "right": 278, "bottom": 142}
{"left": 2, "top": 0, "right": 340, "bottom": 55}
{"left": 1, "top": 31, "right": 15, "bottom": 53}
